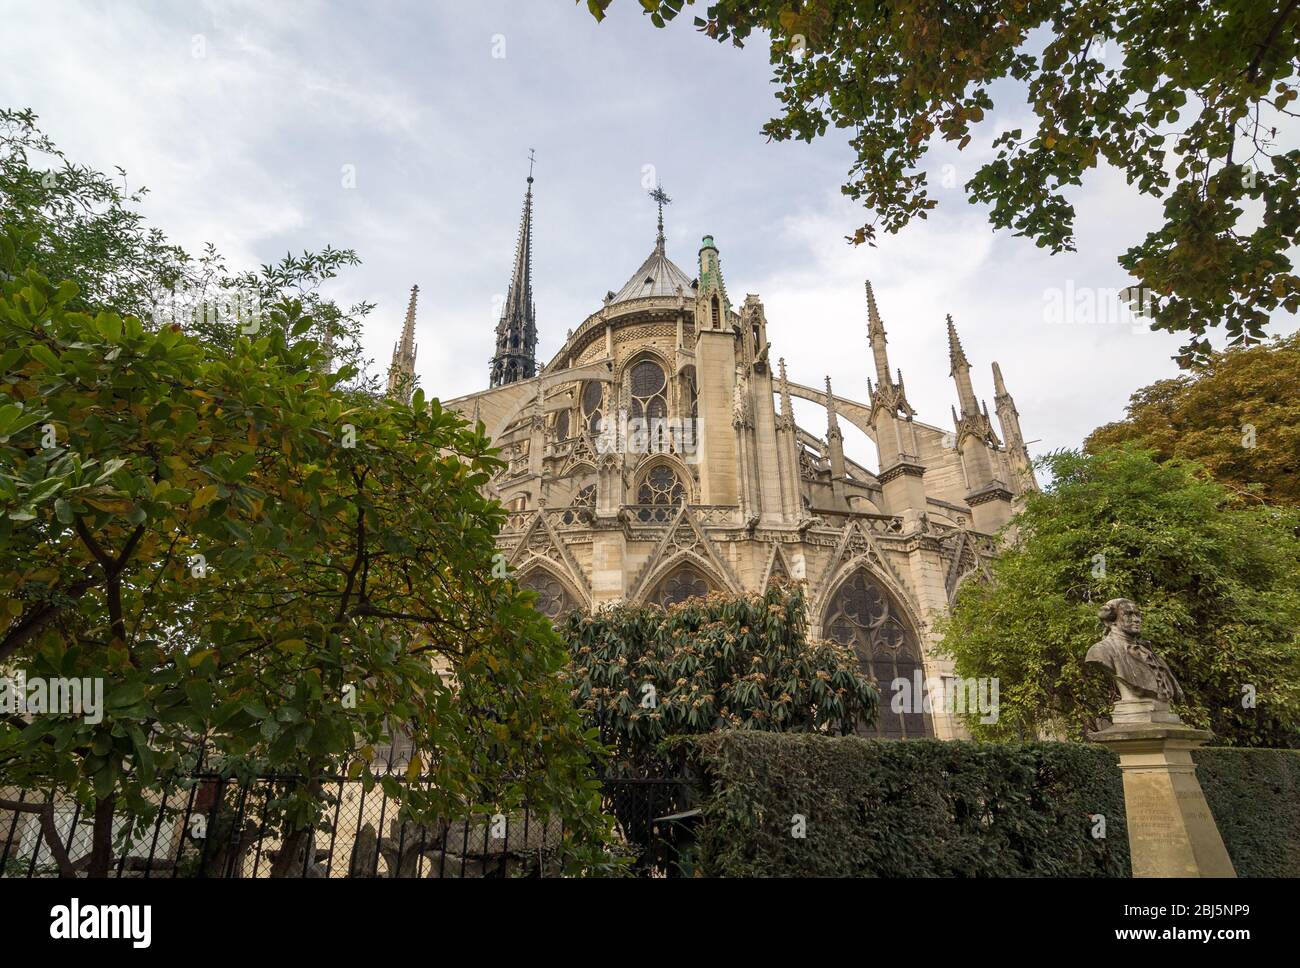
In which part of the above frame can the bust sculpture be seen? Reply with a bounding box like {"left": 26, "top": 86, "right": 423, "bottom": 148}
{"left": 1086, "top": 598, "right": 1185, "bottom": 724}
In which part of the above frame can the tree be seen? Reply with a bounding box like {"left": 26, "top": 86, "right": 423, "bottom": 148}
{"left": 563, "top": 581, "right": 876, "bottom": 871}
{"left": 563, "top": 582, "right": 879, "bottom": 774}
{"left": 0, "top": 257, "right": 609, "bottom": 878}
{"left": 936, "top": 447, "right": 1300, "bottom": 747}
{"left": 1086, "top": 332, "right": 1300, "bottom": 505}
{"left": 585, "top": 1, "right": 1300, "bottom": 364}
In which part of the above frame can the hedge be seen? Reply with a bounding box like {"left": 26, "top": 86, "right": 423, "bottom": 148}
{"left": 679, "top": 733, "right": 1300, "bottom": 877}
{"left": 1193, "top": 747, "right": 1300, "bottom": 878}
{"left": 680, "top": 733, "right": 1130, "bottom": 877}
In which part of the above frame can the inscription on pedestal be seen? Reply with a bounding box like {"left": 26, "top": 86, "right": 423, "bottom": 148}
{"left": 1091, "top": 731, "right": 1236, "bottom": 878}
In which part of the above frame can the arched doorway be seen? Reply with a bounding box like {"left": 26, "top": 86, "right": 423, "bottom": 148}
{"left": 823, "top": 568, "right": 931, "bottom": 738}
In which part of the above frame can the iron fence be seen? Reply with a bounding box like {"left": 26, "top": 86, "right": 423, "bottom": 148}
{"left": 0, "top": 772, "right": 696, "bottom": 879}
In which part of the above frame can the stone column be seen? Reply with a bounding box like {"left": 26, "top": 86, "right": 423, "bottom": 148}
{"left": 1089, "top": 722, "right": 1236, "bottom": 878}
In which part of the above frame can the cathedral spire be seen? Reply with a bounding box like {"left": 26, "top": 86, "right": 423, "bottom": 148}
{"left": 386, "top": 284, "right": 419, "bottom": 403}
{"left": 490, "top": 160, "right": 538, "bottom": 388}
{"left": 992, "top": 360, "right": 1010, "bottom": 398}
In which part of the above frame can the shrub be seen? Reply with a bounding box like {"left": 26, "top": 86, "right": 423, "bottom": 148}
{"left": 681, "top": 732, "right": 1129, "bottom": 877}
{"left": 562, "top": 582, "right": 879, "bottom": 777}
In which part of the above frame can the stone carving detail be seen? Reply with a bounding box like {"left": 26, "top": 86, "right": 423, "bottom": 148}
{"left": 507, "top": 510, "right": 591, "bottom": 599}
{"left": 615, "top": 323, "right": 676, "bottom": 345}
{"left": 651, "top": 563, "right": 712, "bottom": 607}
{"left": 638, "top": 465, "right": 685, "bottom": 506}
{"left": 762, "top": 542, "right": 792, "bottom": 589}
{"left": 732, "top": 364, "right": 752, "bottom": 428}
{"left": 1086, "top": 598, "right": 1185, "bottom": 724}
{"left": 557, "top": 485, "right": 596, "bottom": 526}
{"left": 519, "top": 569, "right": 574, "bottom": 621}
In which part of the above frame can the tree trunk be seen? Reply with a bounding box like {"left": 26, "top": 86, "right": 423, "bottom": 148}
{"left": 269, "top": 776, "right": 323, "bottom": 878}
{"left": 87, "top": 794, "right": 116, "bottom": 878}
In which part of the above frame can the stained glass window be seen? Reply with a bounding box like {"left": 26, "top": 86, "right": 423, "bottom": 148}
{"left": 638, "top": 465, "right": 685, "bottom": 506}
{"left": 519, "top": 571, "right": 574, "bottom": 622}
{"left": 651, "top": 563, "right": 711, "bottom": 608}
{"left": 824, "top": 569, "right": 930, "bottom": 739}
{"left": 627, "top": 360, "right": 668, "bottom": 424}
{"left": 580, "top": 380, "right": 604, "bottom": 436}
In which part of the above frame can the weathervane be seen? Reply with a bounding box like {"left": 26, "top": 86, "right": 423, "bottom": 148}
{"left": 527, "top": 147, "right": 536, "bottom": 183}
{"left": 649, "top": 184, "right": 671, "bottom": 248}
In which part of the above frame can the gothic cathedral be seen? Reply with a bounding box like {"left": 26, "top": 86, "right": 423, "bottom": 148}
{"left": 388, "top": 175, "right": 1037, "bottom": 740}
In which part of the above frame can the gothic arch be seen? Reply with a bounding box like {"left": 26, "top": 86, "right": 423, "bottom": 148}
{"left": 816, "top": 553, "right": 924, "bottom": 645}
{"left": 821, "top": 563, "right": 932, "bottom": 739}
{"left": 558, "top": 459, "right": 597, "bottom": 484}
{"left": 516, "top": 560, "right": 588, "bottom": 621}
{"left": 632, "top": 454, "right": 695, "bottom": 504}
{"left": 617, "top": 347, "right": 675, "bottom": 417}
{"left": 635, "top": 551, "right": 724, "bottom": 608}
{"left": 617, "top": 346, "right": 673, "bottom": 384}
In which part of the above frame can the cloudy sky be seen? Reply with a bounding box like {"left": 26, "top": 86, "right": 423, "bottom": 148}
{"left": 5, "top": 0, "right": 1295, "bottom": 470}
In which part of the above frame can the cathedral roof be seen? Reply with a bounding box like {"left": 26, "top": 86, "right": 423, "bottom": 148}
{"left": 608, "top": 239, "right": 696, "bottom": 305}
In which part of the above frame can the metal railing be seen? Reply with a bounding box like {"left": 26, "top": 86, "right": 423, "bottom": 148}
{"left": 0, "top": 773, "right": 695, "bottom": 879}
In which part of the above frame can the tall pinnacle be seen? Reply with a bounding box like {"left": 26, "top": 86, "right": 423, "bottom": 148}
{"left": 825, "top": 375, "right": 842, "bottom": 439}
{"left": 946, "top": 314, "right": 969, "bottom": 372}
{"left": 866, "top": 279, "right": 891, "bottom": 387}
{"left": 992, "top": 360, "right": 1009, "bottom": 398}
{"left": 778, "top": 357, "right": 794, "bottom": 422}
{"left": 865, "top": 280, "right": 884, "bottom": 338}
{"left": 490, "top": 160, "right": 538, "bottom": 387}
{"left": 947, "top": 313, "right": 979, "bottom": 418}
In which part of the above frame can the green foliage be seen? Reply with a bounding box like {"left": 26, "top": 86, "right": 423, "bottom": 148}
{"left": 677, "top": 732, "right": 1300, "bottom": 876}
{"left": 1193, "top": 747, "right": 1300, "bottom": 877}
{"left": 680, "top": 731, "right": 1130, "bottom": 876}
{"left": 562, "top": 582, "right": 878, "bottom": 774}
{"left": 586, "top": 1, "right": 1300, "bottom": 364}
{"left": 0, "top": 254, "right": 611, "bottom": 875}
{"left": 0, "top": 108, "right": 188, "bottom": 321}
{"left": 1087, "top": 332, "right": 1300, "bottom": 506}
{"left": 937, "top": 447, "right": 1300, "bottom": 746}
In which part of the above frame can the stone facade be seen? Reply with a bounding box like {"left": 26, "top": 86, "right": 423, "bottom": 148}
{"left": 423, "top": 187, "right": 1037, "bottom": 740}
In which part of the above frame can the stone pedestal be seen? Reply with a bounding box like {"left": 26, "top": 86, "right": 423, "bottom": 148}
{"left": 1088, "top": 722, "right": 1236, "bottom": 878}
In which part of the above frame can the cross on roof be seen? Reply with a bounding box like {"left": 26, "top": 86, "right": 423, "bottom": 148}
{"left": 649, "top": 184, "right": 671, "bottom": 248}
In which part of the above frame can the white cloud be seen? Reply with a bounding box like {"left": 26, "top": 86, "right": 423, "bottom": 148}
{"left": 2, "top": 0, "right": 1294, "bottom": 469}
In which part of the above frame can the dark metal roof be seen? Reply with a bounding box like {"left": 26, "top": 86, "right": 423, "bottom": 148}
{"left": 609, "top": 240, "right": 695, "bottom": 305}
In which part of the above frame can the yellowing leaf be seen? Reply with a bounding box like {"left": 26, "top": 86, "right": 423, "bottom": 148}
{"left": 192, "top": 484, "right": 219, "bottom": 509}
